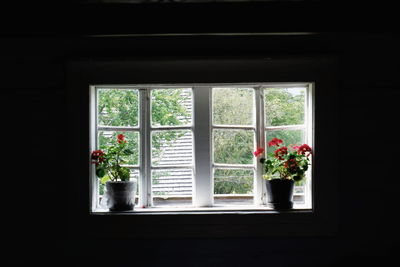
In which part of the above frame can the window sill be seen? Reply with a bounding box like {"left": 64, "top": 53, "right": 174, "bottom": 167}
{"left": 92, "top": 204, "right": 312, "bottom": 215}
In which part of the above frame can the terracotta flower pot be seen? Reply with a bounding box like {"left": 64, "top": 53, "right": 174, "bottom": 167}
{"left": 265, "top": 179, "right": 294, "bottom": 209}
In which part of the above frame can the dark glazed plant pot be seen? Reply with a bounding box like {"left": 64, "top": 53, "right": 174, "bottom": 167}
{"left": 105, "top": 180, "right": 137, "bottom": 211}
{"left": 265, "top": 179, "right": 295, "bottom": 210}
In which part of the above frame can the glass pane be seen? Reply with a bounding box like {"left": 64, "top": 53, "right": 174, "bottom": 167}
{"left": 265, "top": 129, "right": 305, "bottom": 154}
{"left": 98, "top": 130, "right": 140, "bottom": 166}
{"left": 293, "top": 185, "right": 305, "bottom": 205}
{"left": 152, "top": 130, "right": 193, "bottom": 167}
{"left": 214, "top": 168, "right": 254, "bottom": 205}
{"left": 213, "top": 88, "right": 254, "bottom": 125}
{"left": 213, "top": 129, "right": 254, "bottom": 165}
{"left": 151, "top": 88, "right": 192, "bottom": 127}
{"left": 264, "top": 87, "right": 306, "bottom": 126}
{"left": 99, "top": 169, "right": 139, "bottom": 206}
{"left": 97, "top": 88, "right": 139, "bottom": 127}
{"left": 152, "top": 169, "right": 193, "bottom": 206}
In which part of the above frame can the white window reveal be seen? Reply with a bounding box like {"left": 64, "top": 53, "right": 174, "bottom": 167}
{"left": 90, "top": 83, "right": 314, "bottom": 212}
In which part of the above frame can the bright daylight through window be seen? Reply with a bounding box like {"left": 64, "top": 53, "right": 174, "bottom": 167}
{"left": 90, "top": 84, "right": 314, "bottom": 212}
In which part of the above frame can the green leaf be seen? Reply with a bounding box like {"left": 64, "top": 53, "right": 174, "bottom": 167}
{"left": 96, "top": 167, "right": 106, "bottom": 178}
{"left": 123, "top": 149, "right": 133, "bottom": 155}
{"left": 118, "top": 167, "right": 131, "bottom": 181}
{"left": 100, "top": 175, "right": 110, "bottom": 185}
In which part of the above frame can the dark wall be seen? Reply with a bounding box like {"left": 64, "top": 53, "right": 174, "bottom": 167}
{"left": 2, "top": 2, "right": 399, "bottom": 267}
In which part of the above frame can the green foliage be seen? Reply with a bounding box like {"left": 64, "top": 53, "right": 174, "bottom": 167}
{"left": 214, "top": 169, "right": 253, "bottom": 194}
{"left": 261, "top": 140, "right": 311, "bottom": 183}
{"left": 264, "top": 88, "right": 305, "bottom": 126}
{"left": 98, "top": 89, "right": 139, "bottom": 126}
{"left": 91, "top": 134, "right": 133, "bottom": 182}
{"left": 213, "top": 130, "right": 254, "bottom": 164}
{"left": 213, "top": 88, "right": 254, "bottom": 125}
{"left": 151, "top": 89, "right": 191, "bottom": 126}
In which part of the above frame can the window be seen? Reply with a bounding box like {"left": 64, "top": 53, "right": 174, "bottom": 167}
{"left": 90, "top": 83, "right": 314, "bottom": 212}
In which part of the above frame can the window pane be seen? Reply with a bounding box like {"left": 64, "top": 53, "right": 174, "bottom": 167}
{"left": 98, "top": 130, "right": 140, "bottom": 166}
{"left": 214, "top": 168, "right": 254, "bottom": 205}
{"left": 212, "top": 88, "right": 254, "bottom": 125}
{"left": 265, "top": 129, "right": 305, "bottom": 154}
{"left": 264, "top": 87, "right": 306, "bottom": 126}
{"left": 97, "top": 88, "right": 139, "bottom": 127}
{"left": 152, "top": 169, "right": 193, "bottom": 206}
{"left": 213, "top": 129, "right": 254, "bottom": 164}
{"left": 151, "top": 130, "right": 193, "bottom": 167}
{"left": 151, "top": 88, "right": 192, "bottom": 127}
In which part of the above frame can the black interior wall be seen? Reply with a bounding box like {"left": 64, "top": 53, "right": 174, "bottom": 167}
{"left": 2, "top": 2, "right": 399, "bottom": 266}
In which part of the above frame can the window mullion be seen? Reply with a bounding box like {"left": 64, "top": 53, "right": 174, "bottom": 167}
{"left": 305, "top": 83, "right": 314, "bottom": 208}
{"left": 90, "top": 86, "right": 98, "bottom": 211}
{"left": 140, "top": 89, "right": 152, "bottom": 207}
{"left": 193, "top": 86, "right": 213, "bottom": 207}
{"left": 255, "top": 87, "right": 266, "bottom": 205}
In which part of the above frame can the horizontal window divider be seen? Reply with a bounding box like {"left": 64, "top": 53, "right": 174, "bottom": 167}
{"left": 212, "top": 125, "right": 255, "bottom": 130}
{"left": 213, "top": 163, "right": 255, "bottom": 170}
{"left": 97, "top": 126, "right": 140, "bottom": 131}
{"left": 151, "top": 165, "right": 194, "bottom": 170}
{"left": 265, "top": 124, "right": 305, "bottom": 131}
{"left": 150, "top": 126, "right": 193, "bottom": 131}
{"left": 94, "top": 83, "right": 309, "bottom": 89}
{"left": 121, "top": 165, "right": 140, "bottom": 169}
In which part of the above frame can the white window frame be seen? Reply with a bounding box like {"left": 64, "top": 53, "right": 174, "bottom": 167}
{"left": 90, "top": 83, "right": 314, "bottom": 212}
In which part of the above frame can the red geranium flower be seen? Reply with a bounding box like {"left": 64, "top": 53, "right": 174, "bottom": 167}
{"left": 117, "top": 134, "right": 126, "bottom": 144}
{"left": 91, "top": 150, "right": 105, "bottom": 165}
{"left": 253, "top": 147, "right": 265, "bottom": 157}
{"left": 274, "top": 146, "right": 288, "bottom": 160}
{"left": 268, "top": 138, "right": 283, "bottom": 147}
{"left": 297, "top": 144, "right": 312, "bottom": 157}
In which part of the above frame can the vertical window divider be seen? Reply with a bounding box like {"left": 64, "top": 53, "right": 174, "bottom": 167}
{"left": 193, "top": 86, "right": 213, "bottom": 207}
{"left": 255, "top": 87, "right": 266, "bottom": 205}
{"left": 90, "top": 86, "right": 98, "bottom": 211}
{"left": 140, "top": 89, "right": 152, "bottom": 207}
{"left": 305, "top": 83, "right": 314, "bottom": 208}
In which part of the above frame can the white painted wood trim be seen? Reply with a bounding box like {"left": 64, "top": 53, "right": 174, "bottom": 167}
{"left": 213, "top": 163, "right": 255, "bottom": 170}
{"left": 255, "top": 87, "right": 266, "bottom": 205}
{"left": 193, "top": 86, "right": 213, "bottom": 207}
{"left": 97, "top": 126, "right": 140, "bottom": 131}
{"left": 264, "top": 124, "right": 305, "bottom": 131}
{"left": 305, "top": 83, "right": 315, "bottom": 209}
{"left": 140, "top": 89, "right": 152, "bottom": 207}
{"left": 212, "top": 125, "right": 256, "bottom": 130}
{"left": 150, "top": 126, "right": 193, "bottom": 131}
{"left": 90, "top": 86, "right": 98, "bottom": 212}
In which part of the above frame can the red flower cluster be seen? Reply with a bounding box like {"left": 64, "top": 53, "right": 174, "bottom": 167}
{"left": 297, "top": 144, "right": 312, "bottom": 157}
{"left": 91, "top": 150, "right": 105, "bottom": 165}
{"left": 274, "top": 146, "right": 288, "bottom": 160}
{"left": 268, "top": 137, "right": 283, "bottom": 147}
{"left": 253, "top": 147, "right": 265, "bottom": 157}
{"left": 117, "top": 134, "right": 127, "bottom": 144}
{"left": 284, "top": 158, "right": 298, "bottom": 172}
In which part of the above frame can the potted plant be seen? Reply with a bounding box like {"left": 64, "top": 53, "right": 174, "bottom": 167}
{"left": 91, "top": 134, "right": 137, "bottom": 211}
{"left": 254, "top": 138, "right": 312, "bottom": 209}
